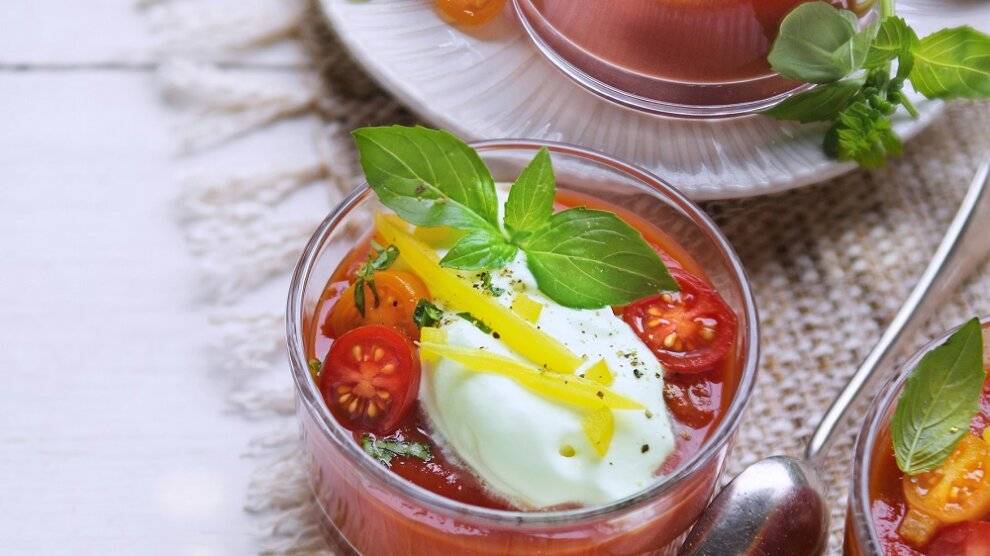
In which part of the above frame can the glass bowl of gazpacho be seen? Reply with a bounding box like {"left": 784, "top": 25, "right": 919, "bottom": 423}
{"left": 845, "top": 317, "right": 990, "bottom": 555}
{"left": 513, "top": 0, "right": 877, "bottom": 118}
{"left": 287, "top": 127, "right": 759, "bottom": 555}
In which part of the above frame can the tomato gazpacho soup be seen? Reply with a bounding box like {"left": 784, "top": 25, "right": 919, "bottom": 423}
{"left": 290, "top": 127, "right": 757, "bottom": 554}
{"left": 846, "top": 318, "right": 990, "bottom": 556}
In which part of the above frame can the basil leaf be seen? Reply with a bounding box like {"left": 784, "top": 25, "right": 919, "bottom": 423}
{"left": 361, "top": 433, "right": 432, "bottom": 466}
{"left": 863, "top": 16, "right": 919, "bottom": 73}
{"left": 769, "top": 2, "right": 872, "bottom": 84}
{"left": 480, "top": 272, "right": 505, "bottom": 297}
{"left": 353, "top": 126, "right": 500, "bottom": 233}
{"left": 504, "top": 147, "right": 555, "bottom": 241}
{"left": 833, "top": 100, "right": 902, "bottom": 168}
{"left": 413, "top": 299, "right": 443, "bottom": 329}
{"left": 909, "top": 26, "right": 990, "bottom": 99}
{"left": 457, "top": 312, "right": 493, "bottom": 334}
{"left": 439, "top": 229, "right": 518, "bottom": 270}
{"left": 764, "top": 78, "right": 865, "bottom": 123}
{"left": 521, "top": 208, "right": 678, "bottom": 309}
{"left": 891, "top": 318, "right": 986, "bottom": 475}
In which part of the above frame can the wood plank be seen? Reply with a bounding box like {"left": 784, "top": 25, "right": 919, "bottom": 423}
{"left": 0, "top": 69, "right": 325, "bottom": 554}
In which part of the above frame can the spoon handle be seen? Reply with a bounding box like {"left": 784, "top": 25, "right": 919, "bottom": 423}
{"left": 805, "top": 155, "right": 990, "bottom": 463}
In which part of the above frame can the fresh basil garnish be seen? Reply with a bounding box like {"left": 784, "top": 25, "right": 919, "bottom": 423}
{"left": 763, "top": 2, "right": 990, "bottom": 168}
{"left": 353, "top": 126, "right": 678, "bottom": 309}
{"left": 308, "top": 358, "right": 322, "bottom": 380}
{"left": 353, "top": 242, "right": 399, "bottom": 316}
{"left": 768, "top": 2, "right": 875, "bottom": 84}
{"left": 479, "top": 272, "right": 505, "bottom": 297}
{"left": 910, "top": 27, "right": 990, "bottom": 99}
{"left": 504, "top": 147, "right": 555, "bottom": 242}
{"left": 521, "top": 208, "right": 679, "bottom": 309}
{"left": 353, "top": 126, "right": 500, "bottom": 233}
{"left": 891, "top": 318, "right": 986, "bottom": 475}
{"left": 361, "top": 433, "right": 432, "bottom": 466}
{"left": 457, "top": 312, "right": 493, "bottom": 334}
{"left": 413, "top": 299, "right": 443, "bottom": 329}
{"left": 439, "top": 228, "right": 517, "bottom": 270}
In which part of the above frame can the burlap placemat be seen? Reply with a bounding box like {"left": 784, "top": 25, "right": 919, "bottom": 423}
{"left": 298, "top": 4, "right": 990, "bottom": 552}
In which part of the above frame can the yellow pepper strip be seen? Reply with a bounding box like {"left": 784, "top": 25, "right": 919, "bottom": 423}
{"left": 413, "top": 225, "right": 466, "bottom": 250}
{"left": 418, "top": 342, "right": 644, "bottom": 410}
{"left": 583, "top": 359, "right": 614, "bottom": 387}
{"left": 582, "top": 406, "right": 615, "bottom": 457}
{"left": 510, "top": 293, "right": 543, "bottom": 324}
{"left": 376, "top": 212, "right": 585, "bottom": 374}
{"left": 984, "top": 427, "right": 990, "bottom": 444}
{"left": 418, "top": 328, "right": 447, "bottom": 362}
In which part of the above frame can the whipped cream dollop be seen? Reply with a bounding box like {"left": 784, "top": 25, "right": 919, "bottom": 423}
{"left": 418, "top": 192, "right": 676, "bottom": 508}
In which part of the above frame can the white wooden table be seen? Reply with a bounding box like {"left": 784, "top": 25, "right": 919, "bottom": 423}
{"left": 0, "top": 3, "right": 316, "bottom": 553}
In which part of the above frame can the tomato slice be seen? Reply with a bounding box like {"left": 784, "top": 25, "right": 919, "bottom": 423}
{"left": 328, "top": 270, "right": 430, "bottom": 340}
{"left": 663, "top": 375, "right": 717, "bottom": 428}
{"left": 435, "top": 0, "right": 505, "bottom": 25}
{"left": 927, "top": 522, "right": 990, "bottom": 556}
{"left": 319, "top": 325, "right": 421, "bottom": 435}
{"left": 903, "top": 435, "right": 990, "bottom": 525}
{"left": 622, "top": 268, "right": 737, "bottom": 373}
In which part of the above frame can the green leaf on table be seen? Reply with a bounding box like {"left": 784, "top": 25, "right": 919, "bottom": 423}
{"left": 891, "top": 318, "right": 986, "bottom": 475}
{"left": 504, "top": 147, "right": 555, "bottom": 242}
{"left": 521, "top": 208, "right": 678, "bottom": 309}
{"left": 764, "top": 78, "right": 865, "bottom": 123}
{"left": 768, "top": 2, "right": 874, "bottom": 84}
{"left": 909, "top": 26, "right": 990, "bottom": 99}
{"left": 353, "top": 126, "right": 501, "bottom": 233}
{"left": 863, "top": 16, "right": 919, "bottom": 75}
{"left": 439, "top": 229, "right": 518, "bottom": 270}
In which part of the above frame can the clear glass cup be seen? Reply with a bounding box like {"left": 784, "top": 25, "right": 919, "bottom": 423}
{"left": 287, "top": 141, "right": 760, "bottom": 555}
{"left": 844, "top": 317, "right": 990, "bottom": 556}
{"left": 512, "top": 0, "right": 878, "bottom": 119}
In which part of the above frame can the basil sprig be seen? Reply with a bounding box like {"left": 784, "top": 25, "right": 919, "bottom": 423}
{"left": 891, "top": 318, "right": 986, "bottom": 475}
{"left": 353, "top": 241, "right": 399, "bottom": 316}
{"left": 353, "top": 126, "right": 678, "bottom": 309}
{"left": 764, "top": 2, "right": 990, "bottom": 168}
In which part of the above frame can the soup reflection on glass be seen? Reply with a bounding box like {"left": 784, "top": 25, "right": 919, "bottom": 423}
{"left": 514, "top": 0, "right": 876, "bottom": 116}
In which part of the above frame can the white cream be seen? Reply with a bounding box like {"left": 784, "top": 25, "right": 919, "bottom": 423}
{"left": 418, "top": 200, "right": 676, "bottom": 508}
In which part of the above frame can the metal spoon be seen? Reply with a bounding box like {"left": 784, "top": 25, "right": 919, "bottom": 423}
{"left": 677, "top": 155, "right": 990, "bottom": 556}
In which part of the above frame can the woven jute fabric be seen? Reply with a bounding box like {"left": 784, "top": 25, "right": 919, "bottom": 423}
{"left": 299, "top": 4, "right": 990, "bottom": 553}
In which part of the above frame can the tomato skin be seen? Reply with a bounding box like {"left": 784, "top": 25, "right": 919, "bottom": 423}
{"left": 435, "top": 0, "right": 505, "bottom": 25}
{"left": 903, "top": 435, "right": 990, "bottom": 525}
{"left": 927, "top": 522, "right": 990, "bottom": 556}
{"left": 329, "top": 270, "right": 430, "bottom": 340}
{"left": 622, "top": 268, "right": 737, "bottom": 374}
{"left": 663, "top": 376, "right": 717, "bottom": 428}
{"left": 320, "top": 325, "right": 421, "bottom": 435}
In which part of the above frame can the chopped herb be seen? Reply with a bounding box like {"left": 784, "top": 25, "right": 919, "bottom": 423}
{"left": 457, "top": 312, "right": 493, "bottom": 334}
{"left": 641, "top": 444, "right": 650, "bottom": 453}
{"left": 361, "top": 433, "right": 433, "bottom": 467}
{"left": 479, "top": 272, "right": 505, "bottom": 297}
{"left": 308, "top": 358, "right": 322, "bottom": 380}
{"left": 633, "top": 369, "right": 643, "bottom": 379}
{"left": 353, "top": 242, "right": 399, "bottom": 316}
{"left": 413, "top": 299, "right": 443, "bottom": 329}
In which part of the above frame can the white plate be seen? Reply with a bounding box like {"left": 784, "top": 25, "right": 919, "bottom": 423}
{"left": 319, "top": 0, "right": 986, "bottom": 200}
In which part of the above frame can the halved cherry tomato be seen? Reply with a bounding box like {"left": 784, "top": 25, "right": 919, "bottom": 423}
{"left": 328, "top": 270, "right": 430, "bottom": 340}
{"left": 622, "top": 268, "right": 737, "bottom": 373}
{"left": 320, "top": 325, "right": 421, "bottom": 435}
{"left": 927, "top": 522, "right": 990, "bottom": 556}
{"left": 903, "top": 435, "right": 990, "bottom": 525}
{"left": 435, "top": 0, "right": 505, "bottom": 25}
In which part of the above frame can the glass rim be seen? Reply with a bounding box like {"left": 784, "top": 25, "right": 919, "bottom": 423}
{"left": 286, "top": 139, "right": 761, "bottom": 526}
{"left": 849, "top": 315, "right": 990, "bottom": 552}
{"left": 510, "top": 0, "right": 875, "bottom": 119}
